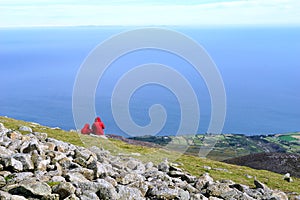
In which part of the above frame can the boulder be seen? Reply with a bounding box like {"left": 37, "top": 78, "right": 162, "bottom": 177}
{"left": 19, "top": 126, "right": 32, "bottom": 132}
{"left": 13, "top": 154, "right": 34, "bottom": 170}
{"left": 2, "top": 157, "right": 23, "bottom": 172}
{"left": 195, "top": 173, "right": 214, "bottom": 190}
{"left": 96, "top": 179, "right": 119, "bottom": 200}
{"left": 8, "top": 181, "right": 51, "bottom": 198}
{"left": 117, "top": 185, "right": 143, "bottom": 200}
{"left": 52, "top": 182, "right": 76, "bottom": 199}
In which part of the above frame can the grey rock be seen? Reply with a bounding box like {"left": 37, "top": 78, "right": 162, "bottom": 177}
{"left": 9, "top": 181, "right": 52, "bottom": 197}
{"left": 0, "top": 123, "right": 9, "bottom": 133}
{"left": 125, "top": 159, "right": 141, "bottom": 170}
{"left": 148, "top": 186, "right": 181, "bottom": 199}
{"left": 0, "top": 171, "right": 12, "bottom": 178}
{"left": 145, "top": 162, "right": 153, "bottom": 169}
{"left": 195, "top": 173, "right": 214, "bottom": 190}
{"left": 117, "top": 185, "right": 143, "bottom": 200}
{"left": 11, "top": 195, "right": 28, "bottom": 200}
{"left": 41, "top": 193, "right": 60, "bottom": 200}
{"left": 0, "top": 146, "right": 15, "bottom": 157}
{"left": 2, "top": 157, "right": 23, "bottom": 172}
{"left": 37, "top": 158, "right": 51, "bottom": 171}
{"left": 80, "top": 168, "right": 94, "bottom": 181}
{"left": 73, "top": 157, "right": 87, "bottom": 167}
{"left": 52, "top": 182, "right": 76, "bottom": 199}
{"left": 220, "top": 188, "right": 256, "bottom": 200}
{"left": 0, "top": 190, "right": 12, "bottom": 200}
{"left": 190, "top": 193, "right": 209, "bottom": 200}
{"left": 13, "top": 153, "right": 34, "bottom": 171}
{"left": 74, "top": 147, "right": 94, "bottom": 161}
{"left": 97, "top": 179, "right": 119, "bottom": 200}
{"left": 7, "top": 131, "right": 22, "bottom": 141}
{"left": 203, "top": 165, "right": 212, "bottom": 170}
{"left": 65, "top": 172, "right": 88, "bottom": 182}
{"left": 206, "top": 182, "right": 232, "bottom": 197}
{"left": 80, "top": 191, "right": 100, "bottom": 200}
{"left": 7, "top": 139, "right": 22, "bottom": 152}
{"left": 178, "top": 188, "right": 190, "bottom": 200}
{"left": 45, "top": 142, "right": 56, "bottom": 151}
{"left": 19, "top": 126, "right": 32, "bottom": 132}
{"left": 57, "top": 157, "right": 72, "bottom": 169}
{"left": 105, "top": 176, "right": 118, "bottom": 187}
{"left": 63, "top": 194, "right": 79, "bottom": 200}
{"left": 271, "top": 190, "right": 288, "bottom": 200}
{"left": 51, "top": 175, "right": 66, "bottom": 183}
{"left": 88, "top": 146, "right": 110, "bottom": 162}
{"left": 75, "top": 182, "right": 99, "bottom": 193}
{"left": 292, "top": 195, "right": 300, "bottom": 200}
{"left": 10, "top": 172, "right": 34, "bottom": 183}
{"left": 119, "top": 173, "right": 145, "bottom": 185}
{"left": 0, "top": 176, "right": 6, "bottom": 187}
{"left": 254, "top": 180, "right": 271, "bottom": 194}
{"left": 88, "top": 161, "right": 107, "bottom": 178}
{"left": 230, "top": 183, "right": 250, "bottom": 192}
{"left": 20, "top": 140, "right": 41, "bottom": 154}
{"left": 127, "top": 180, "right": 149, "bottom": 196}
{"left": 208, "top": 197, "right": 223, "bottom": 200}
{"left": 33, "top": 132, "right": 48, "bottom": 141}
{"left": 158, "top": 160, "right": 169, "bottom": 172}
{"left": 283, "top": 173, "right": 293, "bottom": 182}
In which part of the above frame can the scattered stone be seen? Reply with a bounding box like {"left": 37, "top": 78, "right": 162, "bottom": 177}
{"left": 117, "top": 185, "right": 142, "bottom": 200}
{"left": 52, "top": 182, "right": 76, "bottom": 199}
{"left": 291, "top": 195, "right": 300, "bottom": 200}
{"left": 283, "top": 173, "right": 293, "bottom": 182}
{"left": 272, "top": 190, "right": 289, "bottom": 200}
{"left": 158, "top": 159, "right": 169, "bottom": 172}
{"left": 195, "top": 173, "right": 214, "bottom": 190}
{"left": 2, "top": 157, "right": 23, "bottom": 172}
{"left": 9, "top": 181, "right": 52, "bottom": 198}
{"left": 0, "top": 176, "right": 6, "bottom": 187}
{"left": 245, "top": 174, "right": 253, "bottom": 179}
{"left": 18, "top": 126, "right": 32, "bottom": 132}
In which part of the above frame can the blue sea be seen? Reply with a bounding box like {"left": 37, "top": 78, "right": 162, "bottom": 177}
{"left": 0, "top": 26, "right": 299, "bottom": 136}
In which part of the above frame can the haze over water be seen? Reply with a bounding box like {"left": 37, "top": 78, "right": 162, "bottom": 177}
{"left": 1, "top": 26, "right": 299, "bottom": 136}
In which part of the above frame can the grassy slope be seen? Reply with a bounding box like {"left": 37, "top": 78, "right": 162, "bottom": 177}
{"left": 0, "top": 116, "right": 299, "bottom": 194}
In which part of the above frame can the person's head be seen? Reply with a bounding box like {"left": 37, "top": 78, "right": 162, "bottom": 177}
{"left": 84, "top": 123, "right": 90, "bottom": 128}
{"left": 95, "top": 117, "right": 101, "bottom": 122}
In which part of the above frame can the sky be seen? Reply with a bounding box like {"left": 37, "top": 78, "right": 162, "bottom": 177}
{"left": 0, "top": 0, "right": 300, "bottom": 27}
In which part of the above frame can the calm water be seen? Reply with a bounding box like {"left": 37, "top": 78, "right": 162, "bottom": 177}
{"left": 0, "top": 26, "right": 299, "bottom": 136}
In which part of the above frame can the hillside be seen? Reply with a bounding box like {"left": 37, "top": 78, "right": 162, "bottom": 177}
{"left": 129, "top": 133, "right": 300, "bottom": 161}
{"left": 0, "top": 116, "right": 300, "bottom": 198}
{"left": 224, "top": 152, "right": 300, "bottom": 178}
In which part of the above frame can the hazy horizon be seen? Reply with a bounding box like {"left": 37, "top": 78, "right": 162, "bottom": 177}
{"left": 1, "top": 0, "right": 300, "bottom": 27}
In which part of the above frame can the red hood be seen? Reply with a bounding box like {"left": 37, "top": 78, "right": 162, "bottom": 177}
{"left": 95, "top": 117, "right": 101, "bottom": 122}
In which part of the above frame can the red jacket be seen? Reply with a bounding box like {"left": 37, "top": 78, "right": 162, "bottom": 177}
{"left": 81, "top": 123, "right": 92, "bottom": 134}
{"left": 92, "top": 117, "right": 105, "bottom": 135}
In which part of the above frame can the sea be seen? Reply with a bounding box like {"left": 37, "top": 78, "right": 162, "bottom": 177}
{"left": 0, "top": 26, "right": 299, "bottom": 136}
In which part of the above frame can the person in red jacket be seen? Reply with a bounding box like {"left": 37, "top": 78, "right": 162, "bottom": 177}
{"left": 81, "top": 123, "right": 92, "bottom": 134}
{"left": 92, "top": 117, "right": 105, "bottom": 135}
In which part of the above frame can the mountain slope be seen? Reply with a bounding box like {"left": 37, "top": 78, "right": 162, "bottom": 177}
{"left": 0, "top": 116, "right": 300, "bottom": 195}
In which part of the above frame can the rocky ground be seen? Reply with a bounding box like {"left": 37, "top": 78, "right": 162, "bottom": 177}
{"left": 0, "top": 123, "right": 297, "bottom": 200}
